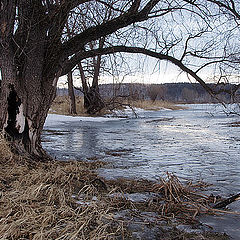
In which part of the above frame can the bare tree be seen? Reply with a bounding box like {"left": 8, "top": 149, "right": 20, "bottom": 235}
{"left": 0, "top": 0, "right": 172, "bottom": 159}
{"left": 61, "top": 0, "right": 240, "bottom": 104}
{"left": 77, "top": 37, "right": 106, "bottom": 114}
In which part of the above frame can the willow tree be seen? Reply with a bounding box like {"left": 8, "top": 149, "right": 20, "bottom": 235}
{"left": 0, "top": 0, "right": 169, "bottom": 159}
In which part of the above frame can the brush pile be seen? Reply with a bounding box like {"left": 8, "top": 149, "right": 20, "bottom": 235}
{"left": 105, "top": 173, "right": 225, "bottom": 224}
{"left": 0, "top": 136, "right": 232, "bottom": 239}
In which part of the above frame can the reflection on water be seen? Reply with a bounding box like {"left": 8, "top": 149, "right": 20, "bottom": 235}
{"left": 43, "top": 104, "right": 240, "bottom": 239}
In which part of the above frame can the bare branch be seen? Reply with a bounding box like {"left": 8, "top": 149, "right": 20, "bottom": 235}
{"left": 60, "top": 0, "right": 161, "bottom": 59}
{"left": 205, "top": 0, "right": 240, "bottom": 20}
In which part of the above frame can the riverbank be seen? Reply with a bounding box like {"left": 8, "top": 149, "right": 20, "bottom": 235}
{"left": 49, "top": 96, "right": 184, "bottom": 116}
{"left": 0, "top": 135, "right": 230, "bottom": 239}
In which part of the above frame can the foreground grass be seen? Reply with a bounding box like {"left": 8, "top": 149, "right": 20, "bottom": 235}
{"left": 49, "top": 96, "right": 184, "bottom": 116}
{"left": 0, "top": 136, "right": 230, "bottom": 239}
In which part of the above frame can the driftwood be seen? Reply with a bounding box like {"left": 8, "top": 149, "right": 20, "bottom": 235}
{"left": 146, "top": 117, "right": 174, "bottom": 123}
{"left": 213, "top": 193, "right": 240, "bottom": 209}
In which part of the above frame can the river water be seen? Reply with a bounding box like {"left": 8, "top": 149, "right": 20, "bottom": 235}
{"left": 43, "top": 104, "right": 240, "bottom": 238}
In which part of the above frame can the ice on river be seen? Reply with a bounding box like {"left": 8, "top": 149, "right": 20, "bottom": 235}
{"left": 43, "top": 104, "right": 240, "bottom": 239}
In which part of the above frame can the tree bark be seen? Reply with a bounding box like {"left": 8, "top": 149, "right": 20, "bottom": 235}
{"left": 67, "top": 71, "right": 77, "bottom": 114}
{"left": 78, "top": 62, "right": 90, "bottom": 110}
{"left": 0, "top": 63, "right": 56, "bottom": 160}
{"left": 0, "top": 2, "right": 57, "bottom": 160}
{"left": 0, "top": 48, "right": 57, "bottom": 159}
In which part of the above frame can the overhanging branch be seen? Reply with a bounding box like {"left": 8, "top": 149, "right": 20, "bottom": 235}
{"left": 61, "top": 45, "right": 214, "bottom": 95}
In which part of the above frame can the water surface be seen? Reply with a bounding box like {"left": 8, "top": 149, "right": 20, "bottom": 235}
{"left": 43, "top": 104, "right": 240, "bottom": 238}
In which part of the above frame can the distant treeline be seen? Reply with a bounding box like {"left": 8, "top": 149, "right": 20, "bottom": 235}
{"left": 57, "top": 82, "right": 240, "bottom": 103}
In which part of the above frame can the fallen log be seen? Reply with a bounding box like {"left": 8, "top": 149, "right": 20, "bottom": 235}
{"left": 213, "top": 193, "right": 240, "bottom": 209}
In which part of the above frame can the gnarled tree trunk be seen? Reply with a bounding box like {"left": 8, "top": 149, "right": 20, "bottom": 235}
{"left": 84, "top": 86, "right": 105, "bottom": 114}
{"left": 75, "top": 37, "right": 106, "bottom": 115}
{"left": 0, "top": 47, "right": 57, "bottom": 159}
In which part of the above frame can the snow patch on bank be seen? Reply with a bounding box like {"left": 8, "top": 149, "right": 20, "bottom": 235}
{"left": 106, "top": 106, "right": 173, "bottom": 118}
{"left": 45, "top": 106, "right": 173, "bottom": 127}
{"left": 44, "top": 114, "right": 120, "bottom": 127}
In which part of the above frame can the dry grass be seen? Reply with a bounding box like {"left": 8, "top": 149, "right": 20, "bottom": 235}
{"left": 0, "top": 135, "right": 232, "bottom": 239}
{"left": 0, "top": 133, "right": 13, "bottom": 161}
{"left": 0, "top": 135, "right": 120, "bottom": 239}
{"left": 49, "top": 96, "right": 86, "bottom": 116}
{"left": 127, "top": 99, "right": 185, "bottom": 111}
{"left": 0, "top": 165, "right": 122, "bottom": 239}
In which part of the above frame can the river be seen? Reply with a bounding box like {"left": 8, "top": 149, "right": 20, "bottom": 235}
{"left": 43, "top": 104, "right": 240, "bottom": 239}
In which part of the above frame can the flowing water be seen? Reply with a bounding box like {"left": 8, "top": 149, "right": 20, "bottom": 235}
{"left": 43, "top": 104, "right": 240, "bottom": 238}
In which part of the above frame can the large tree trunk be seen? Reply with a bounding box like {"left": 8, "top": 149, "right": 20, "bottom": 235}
{"left": 0, "top": 73, "right": 56, "bottom": 159}
{"left": 0, "top": 55, "right": 56, "bottom": 159}
{"left": 0, "top": 29, "right": 57, "bottom": 160}
{"left": 0, "top": 1, "right": 62, "bottom": 160}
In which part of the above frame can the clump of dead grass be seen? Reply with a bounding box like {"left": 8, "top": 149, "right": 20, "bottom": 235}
{"left": 106, "top": 173, "right": 238, "bottom": 225}
{"left": 0, "top": 143, "right": 122, "bottom": 239}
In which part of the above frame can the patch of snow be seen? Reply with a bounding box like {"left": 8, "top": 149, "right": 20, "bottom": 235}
{"left": 106, "top": 106, "right": 143, "bottom": 118}
{"left": 109, "top": 192, "right": 159, "bottom": 203}
{"left": 44, "top": 114, "right": 120, "bottom": 127}
{"left": 107, "top": 106, "right": 173, "bottom": 119}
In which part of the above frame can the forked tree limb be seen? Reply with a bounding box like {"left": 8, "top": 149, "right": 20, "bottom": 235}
{"left": 60, "top": 0, "right": 162, "bottom": 58}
